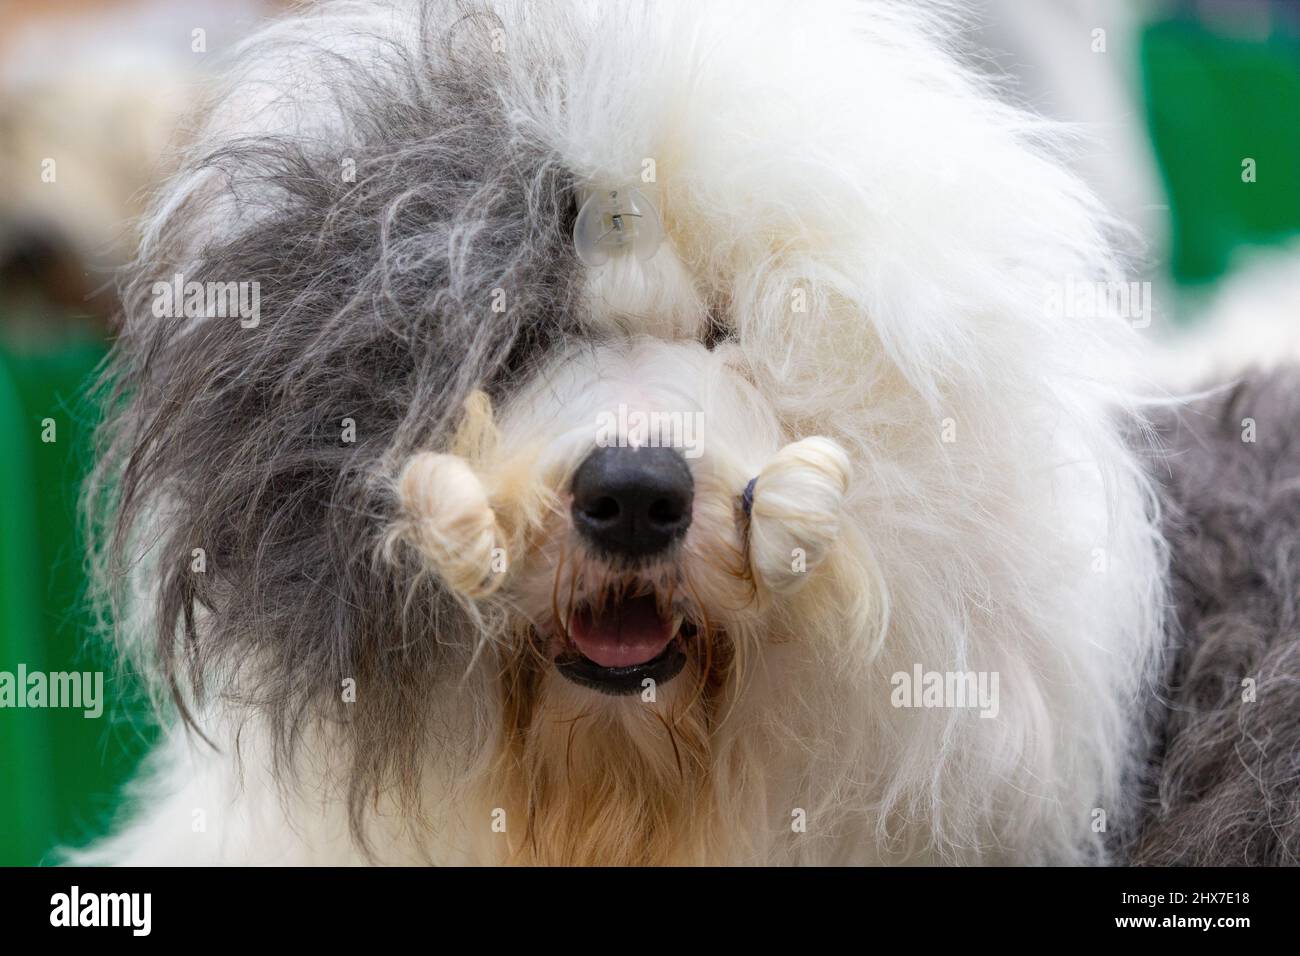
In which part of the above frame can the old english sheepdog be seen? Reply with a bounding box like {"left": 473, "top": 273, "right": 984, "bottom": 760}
{"left": 78, "top": 0, "right": 1299, "bottom": 865}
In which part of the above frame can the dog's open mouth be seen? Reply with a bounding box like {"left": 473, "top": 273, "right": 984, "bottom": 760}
{"left": 554, "top": 591, "right": 693, "bottom": 695}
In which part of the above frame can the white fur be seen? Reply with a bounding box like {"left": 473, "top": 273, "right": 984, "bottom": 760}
{"left": 82, "top": 0, "right": 1167, "bottom": 865}
{"left": 749, "top": 437, "right": 852, "bottom": 595}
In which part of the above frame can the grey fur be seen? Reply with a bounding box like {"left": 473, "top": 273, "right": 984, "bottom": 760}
{"left": 1129, "top": 367, "right": 1300, "bottom": 865}
{"left": 87, "top": 4, "right": 589, "bottom": 841}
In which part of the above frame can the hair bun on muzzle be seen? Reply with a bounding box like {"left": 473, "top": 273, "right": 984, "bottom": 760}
{"left": 747, "top": 436, "right": 851, "bottom": 595}
{"left": 394, "top": 451, "right": 504, "bottom": 599}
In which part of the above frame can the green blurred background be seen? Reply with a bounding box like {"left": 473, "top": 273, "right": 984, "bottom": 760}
{"left": 2, "top": 0, "right": 1299, "bottom": 864}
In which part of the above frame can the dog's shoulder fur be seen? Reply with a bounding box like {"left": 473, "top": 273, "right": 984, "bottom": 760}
{"left": 1131, "top": 367, "right": 1300, "bottom": 866}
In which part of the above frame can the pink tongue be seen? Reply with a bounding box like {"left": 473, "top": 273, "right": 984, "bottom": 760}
{"left": 570, "top": 594, "right": 675, "bottom": 668}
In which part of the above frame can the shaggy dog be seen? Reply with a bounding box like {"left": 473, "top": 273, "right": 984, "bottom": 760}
{"left": 77, "top": 0, "right": 1297, "bottom": 865}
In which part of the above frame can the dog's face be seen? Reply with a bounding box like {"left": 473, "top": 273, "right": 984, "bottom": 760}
{"left": 440, "top": 339, "right": 798, "bottom": 861}
{"left": 384, "top": 332, "right": 861, "bottom": 862}
{"left": 496, "top": 338, "right": 772, "bottom": 699}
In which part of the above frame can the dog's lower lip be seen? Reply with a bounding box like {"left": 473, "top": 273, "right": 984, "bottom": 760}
{"left": 555, "top": 637, "right": 689, "bottom": 696}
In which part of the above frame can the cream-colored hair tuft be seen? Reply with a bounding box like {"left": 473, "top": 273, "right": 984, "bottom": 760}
{"left": 747, "top": 437, "right": 852, "bottom": 596}
{"left": 394, "top": 452, "right": 503, "bottom": 599}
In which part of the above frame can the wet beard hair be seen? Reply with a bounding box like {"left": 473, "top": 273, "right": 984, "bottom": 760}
{"left": 492, "top": 614, "right": 738, "bottom": 866}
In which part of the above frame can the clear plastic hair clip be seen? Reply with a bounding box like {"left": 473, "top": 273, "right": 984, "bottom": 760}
{"left": 573, "top": 186, "right": 663, "bottom": 268}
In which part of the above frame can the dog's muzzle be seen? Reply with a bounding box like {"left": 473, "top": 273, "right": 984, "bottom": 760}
{"left": 555, "top": 447, "right": 695, "bottom": 694}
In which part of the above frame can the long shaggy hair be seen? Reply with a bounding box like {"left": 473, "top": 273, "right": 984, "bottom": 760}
{"left": 79, "top": 0, "right": 1176, "bottom": 865}
{"left": 1131, "top": 369, "right": 1300, "bottom": 866}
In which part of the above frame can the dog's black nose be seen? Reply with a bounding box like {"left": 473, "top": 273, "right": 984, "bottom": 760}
{"left": 571, "top": 446, "right": 693, "bottom": 558}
